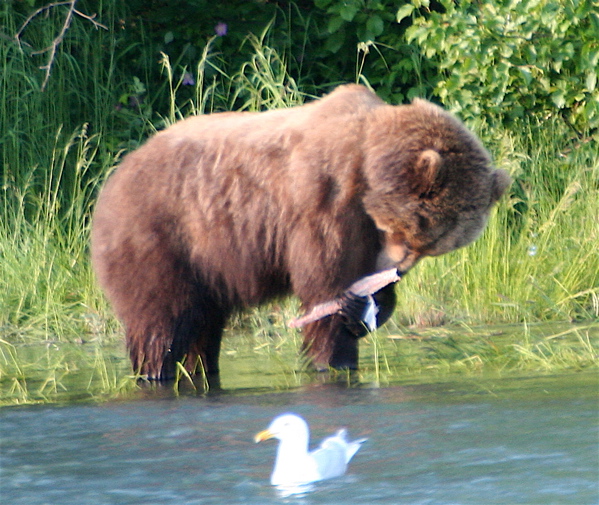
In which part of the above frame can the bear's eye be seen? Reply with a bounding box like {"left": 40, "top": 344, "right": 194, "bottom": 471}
{"left": 416, "top": 213, "right": 430, "bottom": 231}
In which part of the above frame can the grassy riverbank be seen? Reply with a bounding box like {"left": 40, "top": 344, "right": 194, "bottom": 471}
{"left": 1, "top": 18, "right": 598, "bottom": 405}
{"left": 1, "top": 320, "right": 597, "bottom": 405}
{"left": 1, "top": 111, "right": 597, "bottom": 405}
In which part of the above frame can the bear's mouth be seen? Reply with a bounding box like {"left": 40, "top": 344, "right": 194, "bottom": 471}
{"left": 376, "top": 243, "right": 421, "bottom": 274}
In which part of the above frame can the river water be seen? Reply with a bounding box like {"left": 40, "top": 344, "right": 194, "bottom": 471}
{"left": 1, "top": 373, "right": 597, "bottom": 504}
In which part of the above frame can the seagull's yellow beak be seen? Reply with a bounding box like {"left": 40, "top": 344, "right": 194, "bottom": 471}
{"left": 254, "top": 429, "right": 274, "bottom": 443}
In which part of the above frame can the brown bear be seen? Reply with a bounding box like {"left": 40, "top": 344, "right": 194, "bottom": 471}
{"left": 91, "top": 84, "right": 510, "bottom": 380}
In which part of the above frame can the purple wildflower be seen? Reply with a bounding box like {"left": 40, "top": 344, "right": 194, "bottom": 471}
{"left": 215, "top": 22, "right": 227, "bottom": 37}
{"left": 182, "top": 72, "right": 195, "bottom": 86}
{"left": 128, "top": 96, "right": 141, "bottom": 109}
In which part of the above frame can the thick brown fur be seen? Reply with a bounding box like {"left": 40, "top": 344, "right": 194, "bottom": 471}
{"left": 91, "top": 84, "right": 510, "bottom": 380}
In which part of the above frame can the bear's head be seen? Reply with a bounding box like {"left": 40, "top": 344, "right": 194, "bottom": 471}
{"left": 362, "top": 98, "right": 511, "bottom": 273}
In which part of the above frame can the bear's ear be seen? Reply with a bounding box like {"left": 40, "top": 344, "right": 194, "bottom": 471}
{"left": 491, "top": 169, "right": 512, "bottom": 202}
{"left": 414, "top": 149, "right": 442, "bottom": 195}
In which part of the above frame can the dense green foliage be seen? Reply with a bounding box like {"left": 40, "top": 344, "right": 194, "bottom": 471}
{"left": 5, "top": 1, "right": 598, "bottom": 131}
{"left": 404, "top": 0, "right": 599, "bottom": 131}
{"left": 1, "top": 1, "right": 597, "bottom": 404}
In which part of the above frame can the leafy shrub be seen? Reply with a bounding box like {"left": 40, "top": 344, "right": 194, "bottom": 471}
{"left": 402, "top": 0, "right": 599, "bottom": 132}
{"left": 310, "top": 0, "right": 438, "bottom": 102}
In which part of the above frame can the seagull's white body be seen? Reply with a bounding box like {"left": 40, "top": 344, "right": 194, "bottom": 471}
{"left": 255, "top": 413, "right": 366, "bottom": 487}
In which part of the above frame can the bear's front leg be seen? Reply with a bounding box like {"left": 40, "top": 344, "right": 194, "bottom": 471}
{"left": 301, "top": 282, "right": 397, "bottom": 370}
{"left": 337, "top": 283, "right": 397, "bottom": 336}
{"left": 300, "top": 315, "right": 360, "bottom": 371}
{"left": 329, "top": 321, "right": 361, "bottom": 370}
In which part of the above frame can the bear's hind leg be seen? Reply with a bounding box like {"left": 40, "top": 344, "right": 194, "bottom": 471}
{"left": 178, "top": 299, "right": 229, "bottom": 378}
{"left": 124, "top": 288, "right": 229, "bottom": 381}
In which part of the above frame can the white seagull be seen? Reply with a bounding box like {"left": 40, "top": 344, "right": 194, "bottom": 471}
{"left": 254, "top": 413, "right": 366, "bottom": 488}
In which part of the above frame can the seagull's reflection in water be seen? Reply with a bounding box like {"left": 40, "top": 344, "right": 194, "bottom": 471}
{"left": 275, "top": 482, "right": 315, "bottom": 498}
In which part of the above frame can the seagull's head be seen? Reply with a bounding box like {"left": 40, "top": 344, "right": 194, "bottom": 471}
{"left": 255, "top": 413, "right": 309, "bottom": 444}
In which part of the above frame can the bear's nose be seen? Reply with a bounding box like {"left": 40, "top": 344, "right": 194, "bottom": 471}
{"left": 395, "top": 250, "right": 421, "bottom": 275}
{"left": 377, "top": 242, "right": 421, "bottom": 274}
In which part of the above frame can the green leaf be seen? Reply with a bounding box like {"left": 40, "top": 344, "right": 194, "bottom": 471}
{"left": 396, "top": 4, "right": 414, "bottom": 23}
{"left": 551, "top": 89, "right": 566, "bottom": 109}
{"left": 314, "top": 0, "right": 332, "bottom": 8}
{"left": 367, "top": 15, "right": 385, "bottom": 36}
{"left": 405, "top": 24, "right": 428, "bottom": 44}
{"left": 582, "top": 45, "right": 599, "bottom": 69}
{"left": 132, "top": 77, "right": 146, "bottom": 94}
{"left": 518, "top": 66, "right": 533, "bottom": 86}
{"left": 324, "top": 29, "right": 346, "bottom": 53}
{"left": 340, "top": 3, "right": 361, "bottom": 22}
{"left": 586, "top": 71, "right": 597, "bottom": 92}
{"left": 328, "top": 15, "right": 345, "bottom": 34}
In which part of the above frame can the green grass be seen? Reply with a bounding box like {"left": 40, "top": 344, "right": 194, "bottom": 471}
{"left": 0, "top": 338, "right": 137, "bottom": 405}
{"left": 1, "top": 6, "right": 597, "bottom": 406}
{"left": 2, "top": 320, "right": 596, "bottom": 405}
{"left": 1, "top": 126, "right": 111, "bottom": 343}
